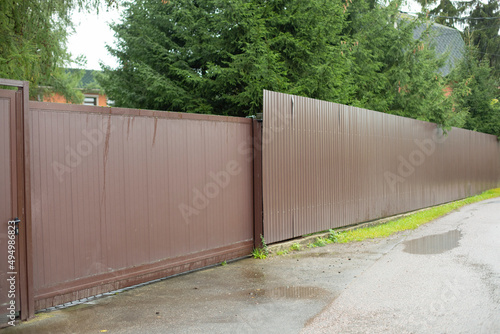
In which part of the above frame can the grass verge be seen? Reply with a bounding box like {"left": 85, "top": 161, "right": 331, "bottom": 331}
{"left": 335, "top": 188, "right": 500, "bottom": 243}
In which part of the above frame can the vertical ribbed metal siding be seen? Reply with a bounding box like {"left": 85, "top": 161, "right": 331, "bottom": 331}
{"left": 262, "top": 90, "right": 500, "bottom": 244}
{"left": 28, "top": 103, "right": 254, "bottom": 298}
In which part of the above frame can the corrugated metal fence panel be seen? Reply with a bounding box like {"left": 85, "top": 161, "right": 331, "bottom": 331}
{"left": 262, "top": 90, "right": 500, "bottom": 244}
{"left": 28, "top": 102, "right": 253, "bottom": 308}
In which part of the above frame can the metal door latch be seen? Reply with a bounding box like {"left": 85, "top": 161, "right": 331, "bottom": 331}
{"left": 13, "top": 218, "right": 20, "bottom": 236}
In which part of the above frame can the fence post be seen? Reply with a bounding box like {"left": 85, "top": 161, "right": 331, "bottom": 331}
{"left": 0, "top": 79, "right": 34, "bottom": 320}
{"left": 253, "top": 119, "right": 263, "bottom": 249}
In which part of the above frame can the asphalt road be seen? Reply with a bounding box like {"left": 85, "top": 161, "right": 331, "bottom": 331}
{"left": 303, "top": 197, "right": 500, "bottom": 334}
{"left": 4, "top": 198, "right": 500, "bottom": 333}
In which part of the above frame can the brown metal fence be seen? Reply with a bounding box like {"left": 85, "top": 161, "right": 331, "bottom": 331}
{"left": 262, "top": 90, "right": 500, "bottom": 244}
{"left": 27, "top": 102, "right": 254, "bottom": 310}
{"left": 2, "top": 83, "right": 500, "bottom": 318}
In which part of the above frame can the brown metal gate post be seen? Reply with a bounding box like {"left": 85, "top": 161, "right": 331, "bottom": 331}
{"left": 0, "top": 79, "right": 34, "bottom": 320}
{"left": 253, "top": 119, "right": 263, "bottom": 249}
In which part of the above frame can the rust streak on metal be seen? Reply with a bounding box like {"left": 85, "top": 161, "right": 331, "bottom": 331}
{"left": 152, "top": 117, "right": 158, "bottom": 147}
{"left": 101, "top": 115, "right": 112, "bottom": 207}
{"left": 26, "top": 101, "right": 254, "bottom": 311}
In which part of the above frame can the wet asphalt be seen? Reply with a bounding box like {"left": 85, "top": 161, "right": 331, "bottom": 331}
{"left": 3, "top": 198, "right": 500, "bottom": 333}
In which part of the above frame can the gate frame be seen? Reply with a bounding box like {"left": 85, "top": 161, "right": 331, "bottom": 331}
{"left": 0, "top": 79, "right": 34, "bottom": 320}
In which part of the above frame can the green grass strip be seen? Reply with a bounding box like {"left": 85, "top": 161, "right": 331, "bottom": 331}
{"left": 336, "top": 188, "right": 500, "bottom": 243}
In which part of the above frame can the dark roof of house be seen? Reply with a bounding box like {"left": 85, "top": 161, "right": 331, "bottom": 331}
{"left": 66, "top": 68, "right": 101, "bottom": 89}
{"left": 413, "top": 22, "right": 465, "bottom": 76}
{"left": 79, "top": 70, "right": 98, "bottom": 88}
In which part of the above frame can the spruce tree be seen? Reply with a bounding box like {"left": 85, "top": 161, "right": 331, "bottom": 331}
{"left": 100, "top": 0, "right": 350, "bottom": 116}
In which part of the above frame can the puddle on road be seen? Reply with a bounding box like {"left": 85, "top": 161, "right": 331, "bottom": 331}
{"left": 404, "top": 230, "right": 462, "bottom": 255}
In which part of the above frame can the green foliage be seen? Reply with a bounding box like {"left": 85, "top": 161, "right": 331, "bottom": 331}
{"left": 41, "top": 68, "right": 86, "bottom": 103}
{"left": 252, "top": 248, "right": 267, "bottom": 259}
{"left": 289, "top": 242, "right": 301, "bottom": 251}
{"left": 342, "top": 0, "right": 404, "bottom": 111}
{"left": 328, "top": 229, "right": 339, "bottom": 243}
{"left": 100, "top": 0, "right": 350, "bottom": 116}
{"left": 416, "top": 0, "right": 469, "bottom": 27}
{"left": 276, "top": 249, "right": 289, "bottom": 256}
{"left": 416, "top": 1, "right": 500, "bottom": 137}
{"left": 221, "top": 260, "right": 227, "bottom": 266}
{"left": 388, "top": 36, "right": 467, "bottom": 129}
{"left": 448, "top": 46, "right": 500, "bottom": 137}
{"left": 0, "top": 0, "right": 116, "bottom": 101}
{"left": 260, "top": 235, "right": 269, "bottom": 256}
{"left": 343, "top": 0, "right": 466, "bottom": 129}
{"left": 306, "top": 236, "right": 331, "bottom": 248}
{"left": 312, "top": 237, "right": 328, "bottom": 247}
{"left": 100, "top": 0, "right": 497, "bottom": 134}
{"left": 465, "top": 1, "right": 500, "bottom": 77}
{"left": 252, "top": 234, "right": 269, "bottom": 259}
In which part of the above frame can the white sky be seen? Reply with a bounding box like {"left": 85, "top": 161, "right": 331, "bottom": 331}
{"left": 67, "top": 6, "right": 122, "bottom": 70}
{"left": 400, "top": 0, "right": 422, "bottom": 13}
